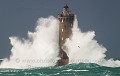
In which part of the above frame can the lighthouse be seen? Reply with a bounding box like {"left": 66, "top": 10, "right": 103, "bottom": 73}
{"left": 57, "top": 5, "right": 74, "bottom": 65}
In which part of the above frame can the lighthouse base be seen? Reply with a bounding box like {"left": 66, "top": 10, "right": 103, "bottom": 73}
{"left": 57, "top": 49, "right": 69, "bottom": 66}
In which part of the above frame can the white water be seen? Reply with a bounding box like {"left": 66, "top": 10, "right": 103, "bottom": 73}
{"left": 0, "top": 16, "right": 59, "bottom": 68}
{"left": 0, "top": 16, "right": 120, "bottom": 68}
{"left": 64, "top": 16, "right": 120, "bottom": 67}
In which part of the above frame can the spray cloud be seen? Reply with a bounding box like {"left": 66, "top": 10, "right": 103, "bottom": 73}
{"left": 64, "top": 16, "right": 120, "bottom": 67}
{"left": 0, "top": 16, "right": 120, "bottom": 68}
{"left": 0, "top": 16, "right": 59, "bottom": 68}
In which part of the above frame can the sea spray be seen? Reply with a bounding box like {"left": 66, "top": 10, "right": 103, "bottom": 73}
{"left": 0, "top": 16, "right": 120, "bottom": 69}
{"left": 64, "top": 16, "right": 120, "bottom": 67}
{"left": 0, "top": 16, "right": 59, "bottom": 68}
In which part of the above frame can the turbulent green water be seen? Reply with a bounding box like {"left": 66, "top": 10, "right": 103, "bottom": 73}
{"left": 0, "top": 63, "right": 120, "bottom": 76}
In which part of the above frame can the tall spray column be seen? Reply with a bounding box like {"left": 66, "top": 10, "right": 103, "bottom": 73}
{"left": 57, "top": 5, "right": 74, "bottom": 65}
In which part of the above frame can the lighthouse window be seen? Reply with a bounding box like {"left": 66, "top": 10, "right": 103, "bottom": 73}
{"left": 62, "top": 37, "right": 63, "bottom": 40}
{"left": 62, "top": 29, "right": 63, "bottom": 32}
{"left": 62, "top": 19, "right": 63, "bottom": 23}
{"left": 60, "top": 18, "right": 62, "bottom": 21}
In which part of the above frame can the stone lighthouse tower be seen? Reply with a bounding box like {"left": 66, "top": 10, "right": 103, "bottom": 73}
{"left": 57, "top": 5, "right": 74, "bottom": 65}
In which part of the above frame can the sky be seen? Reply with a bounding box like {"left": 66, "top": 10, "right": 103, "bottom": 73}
{"left": 0, "top": 0, "right": 120, "bottom": 59}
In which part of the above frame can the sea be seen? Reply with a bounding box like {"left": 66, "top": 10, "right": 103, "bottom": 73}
{"left": 0, "top": 60, "right": 120, "bottom": 76}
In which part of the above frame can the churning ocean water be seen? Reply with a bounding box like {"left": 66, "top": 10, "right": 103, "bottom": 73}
{"left": 0, "top": 63, "right": 120, "bottom": 76}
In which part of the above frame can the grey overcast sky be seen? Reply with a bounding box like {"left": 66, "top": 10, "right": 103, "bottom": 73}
{"left": 0, "top": 0, "right": 120, "bottom": 59}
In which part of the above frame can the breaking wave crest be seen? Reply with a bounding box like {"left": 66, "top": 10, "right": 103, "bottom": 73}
{"left": 0, "top": 16, "right": 120, "bottom": 69}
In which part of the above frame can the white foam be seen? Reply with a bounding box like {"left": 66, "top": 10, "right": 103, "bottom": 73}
{"left": 0, "top": 16, "right": 59, "bottom": 68}
{"left": 0, "top": 16, "right": 120, "bottom": 68}
{"left": 64, "top": 16, "right": 120, "bottom": 67}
